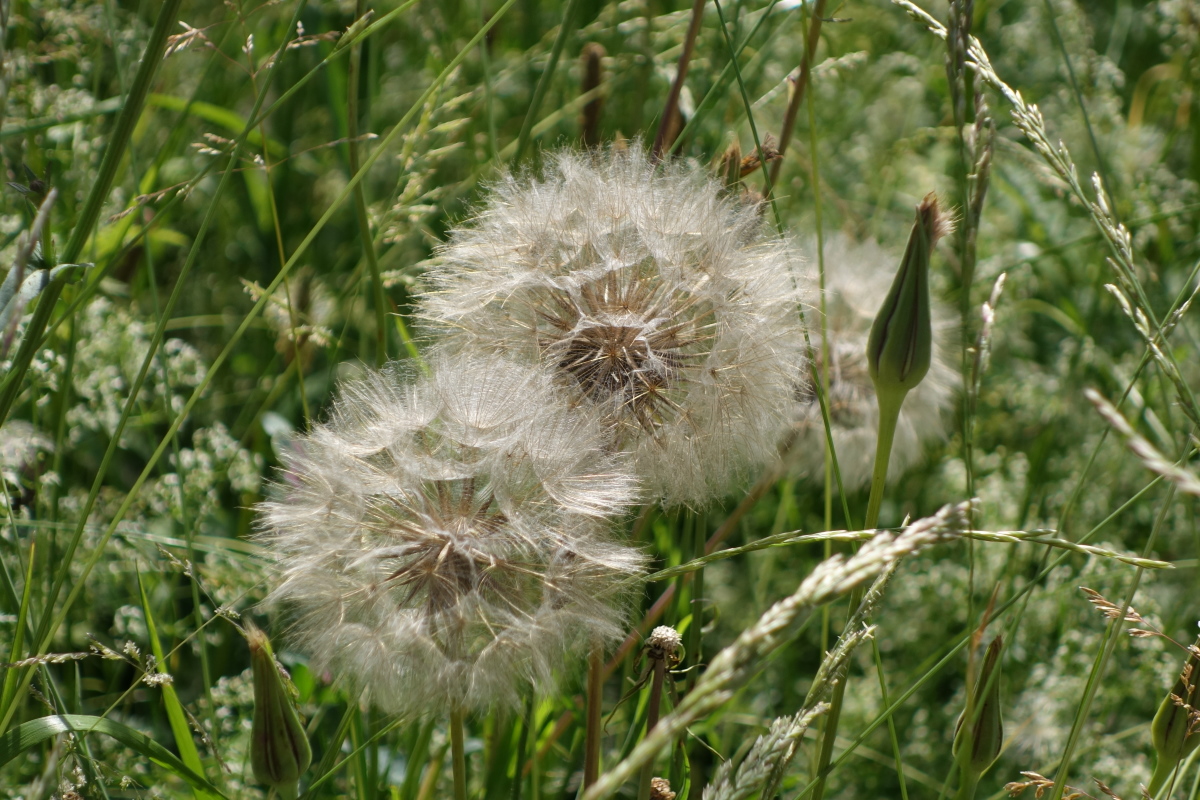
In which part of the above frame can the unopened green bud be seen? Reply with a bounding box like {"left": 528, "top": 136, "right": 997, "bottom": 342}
{"left": 248, "top": 623, "right": 311, "bottom": 797}
{"left": 867, "top": 193, "right": 950, "bottom": 407}
{"left": 1148, "top": 638, "right": 1200, "bottom": 797}
{"left": 953, "top": 635, "right": 1004, "bottom": 794}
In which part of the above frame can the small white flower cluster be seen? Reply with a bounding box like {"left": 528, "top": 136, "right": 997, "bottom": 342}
{"left": 260, "top": 145, "right": 814, "bottom": 716}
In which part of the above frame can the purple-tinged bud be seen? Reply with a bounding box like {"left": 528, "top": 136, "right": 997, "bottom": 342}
{"left": 248, "top": 623, "right": 311, "bottom": 797}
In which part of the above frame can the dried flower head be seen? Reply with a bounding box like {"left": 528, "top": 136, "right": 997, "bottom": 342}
{"left": 790, "top": 234, "right": 955, "bottom": 490}
{"left": 419, "top": 145, "right": 808, "bottom": 506}
{"left": 257, "top": 354, "right": 646, "bottom": 715}
{"left": 647, "top": 625, "right": 683, "bottom": 664}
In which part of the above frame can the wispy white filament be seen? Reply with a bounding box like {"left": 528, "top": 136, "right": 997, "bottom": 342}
{"left": 419, "top": 145, "right": 809, "bottom": 506}
{"left": 257, "top": 354, "right": 645, "bottom": 715}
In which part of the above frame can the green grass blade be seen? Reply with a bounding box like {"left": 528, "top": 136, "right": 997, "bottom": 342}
{"left": 512, "top": 0, "right": 581, "bottom": 165}
{"left": 0, "top": 714, "right": 227, "bottom": 797}
{"left": 137, "top": 569, "right": 220, "bottom": 800}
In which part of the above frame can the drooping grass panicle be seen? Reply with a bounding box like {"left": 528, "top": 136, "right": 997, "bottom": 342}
{"left": 582, "top": 500, "right": 977, "bottom": 800}
{"left": 257, "top": 353, "right": 646, "bottom": 716}
{"left": 419, "top": 143, "right": 810, "bottom": 506}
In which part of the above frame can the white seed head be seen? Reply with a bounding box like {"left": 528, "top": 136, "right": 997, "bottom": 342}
{"left": 256, "top": 353, "right": 646, "bottom": 716}
{"left": 791, "top": 235, "right": 955, "bottom": 490}
{"left": 647, "top": 625, "right": 683, "bottom": 662}
{"left": 419, "top": 145, "right": 809, "bottom": 506}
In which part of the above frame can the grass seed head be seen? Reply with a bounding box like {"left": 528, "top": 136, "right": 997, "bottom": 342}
{"left": 419, "top": 144, "right": 809, "bottom": 506}
{"left": 256, "top": 353, "right": 646, "bottom": 716}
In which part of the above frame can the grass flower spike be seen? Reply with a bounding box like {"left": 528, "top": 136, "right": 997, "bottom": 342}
{"left": 790, "top": 234, "right": 954, "bottom": 490}
{"left": 419, "top": 145, "right": 808, "bottom": 505}
{"left": 257, "top": 354, "right": 645, "bottom": 716}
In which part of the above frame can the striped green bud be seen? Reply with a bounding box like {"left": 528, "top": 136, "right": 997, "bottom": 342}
{"left": 953, "top": 635, "right": 1004, "bottom": 785}
{"left": 867, "top": 193, "right": 950, "bottom": 406}
{"left": 248, "top": 623, "right": 312, "bottom": 797}
{"left": 1149, "top": 638, "right": 1200, "bottom": 797}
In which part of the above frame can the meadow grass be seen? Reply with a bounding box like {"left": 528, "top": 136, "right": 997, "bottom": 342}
{"left": 2, "top": 1, "right": 1199, "bottom": 799}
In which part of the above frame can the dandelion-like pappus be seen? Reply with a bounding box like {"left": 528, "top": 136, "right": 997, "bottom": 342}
{"left": 420, "top": 145, "right": 809, "bottom": 505}
{"left": 257, "top": 354, "right": 645, "bottom": 715}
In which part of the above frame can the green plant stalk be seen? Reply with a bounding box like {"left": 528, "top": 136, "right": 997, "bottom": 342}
{"left": 1148, "top": 756, "right": 1179, "bottom": 798}
{"left": 1047, "top": 488, "right": 1170, "bottom": 800}
{"left": 0, "top": 543, "right": 35, "bottom": 715}
{"left": 347, "top": 0, "right": 388, "bottom": 367}
{"left": 512, "top": 0, "right": 581, "bottom": 165}
{"left": 0, "top": 0, "right": 182, "bottom": 431}
{"left": 954, "top": 771, "right": 979, "bottom": 800}
{"left": 637, "top": 658, "right": 669, "bottom": 800}
{"left": 809, "top": 390, "right": 903, "bottom": 800}
{"left": 510, "top": 694, "right": 533, "bottom": 800}
{"left": 3, "top": 0, "right": 423, "bottom": 385}
{"left": 873, "top": 638, "right": 910, "bottom": 800}
{"left": 584, "top": 644, "right": 604, "bottom": 789}
{"left": 451, "top": 707, "right": 468, "bottom": 800}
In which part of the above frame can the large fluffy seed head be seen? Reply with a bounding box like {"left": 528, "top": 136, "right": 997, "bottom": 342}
{"left": 790, "top": 235, "right": 955, "bottom": 490}
{"left": 419, "top": 145, "right": 809, "bottom": 506}
{"left": 257, "top": 354, "right": 645, "bottom": 716}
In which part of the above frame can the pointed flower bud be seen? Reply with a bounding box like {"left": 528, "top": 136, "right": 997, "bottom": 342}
{"left": 953, "top": 635, "right": 1004, "bottom": 786}
{"left": 1149, "top": 638, "right": 1200, "bottom": 796}
{"left": 867, "top": 193, "right": 951, "bottom": 408}
{"left": 248, "top": 623, "right": 312, "bottom": 797}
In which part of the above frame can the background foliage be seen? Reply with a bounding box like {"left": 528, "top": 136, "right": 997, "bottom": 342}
{"left": 2, "top": 0, "right": 1199, "bottom": 798}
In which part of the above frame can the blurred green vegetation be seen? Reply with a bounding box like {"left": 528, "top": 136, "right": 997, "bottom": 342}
{"left": 2, "top": 0, "right": 1199, "bottom": 798}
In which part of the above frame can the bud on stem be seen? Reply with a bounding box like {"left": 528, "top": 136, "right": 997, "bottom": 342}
{"left": 248, "top": 623, "right": 311, "bottom": 799}
{"left": 863, "top": 192, "right": 950, "bottom": 529}
{"left": 953, "top": 636, "right": 1004, "bottom": 800}
{"left": 1148, "top": 638, "right": 1200, "bottom": 798}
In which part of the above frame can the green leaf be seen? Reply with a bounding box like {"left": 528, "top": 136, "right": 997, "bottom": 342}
{"left": 138, "top": 570, "right": 222, "bottom": 800}
{"left": 0, "top": 714, "right": 227, "bottom": 797}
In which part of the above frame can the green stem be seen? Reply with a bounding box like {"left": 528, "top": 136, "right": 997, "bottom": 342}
{"left": 953, "top": 769, "right": 979, "bottom": 800}
{"left": 1148, "top": 757, "right": 1178, "bottom": 799}
{"left": 636, "top": 659, "right": 668, "bottom": 800}
{"left": 865, "top": 391, "right": 904, "bottom": 531}
{"left": 347, "top": 0, "right": 387, "bottom": 366}
{"left": 451, "top": 706, "right": 468, "bottom": 800}
{"left": 584, "top": 644, "right": 604, "bottom": 789}
{"left": 809, "top": 389, "right": 906, "bottom": 800}
{"left": 512, "top": 0, "right": 581, "bottom": 165}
